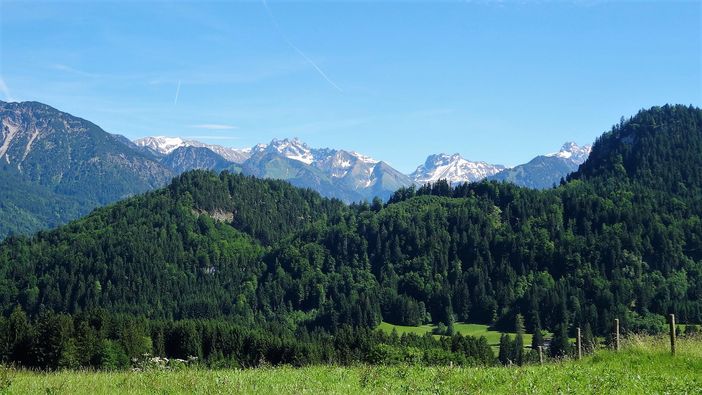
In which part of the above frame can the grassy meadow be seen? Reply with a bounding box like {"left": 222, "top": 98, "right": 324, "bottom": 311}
{"left": 377, "top": 321, "right": 537, "bottom": 349}
{"left": 2, "top": 335, "right": 700, "bottom": 394}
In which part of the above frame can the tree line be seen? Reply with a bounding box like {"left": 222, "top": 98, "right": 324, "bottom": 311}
{"left": 0, "top": 306, "right": 495, "bottom": 369}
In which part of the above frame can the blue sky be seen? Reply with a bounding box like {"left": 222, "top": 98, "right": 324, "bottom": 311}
{"left": 0, "top": 1, "right": 700, "bottom": 172}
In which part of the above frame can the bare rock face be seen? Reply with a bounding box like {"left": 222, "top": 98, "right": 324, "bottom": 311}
{"left": 192, "top": 208, "right": 234, "bottom": 223}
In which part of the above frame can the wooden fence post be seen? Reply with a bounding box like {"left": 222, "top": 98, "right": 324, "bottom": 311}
{"left": 614, "top": 318, "right": 620, "bottom": 351}
{"left": 538, "top": 345, "right": 543, "bottom": 365}
{"left": 576, "top": 327, "right": 582, "bottom": 360}
{"left": 669, "top": 314, "right": 676, "bottom": 356}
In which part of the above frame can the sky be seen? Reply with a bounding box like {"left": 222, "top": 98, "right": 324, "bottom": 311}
{"left": 0, "top": 1, "right": 700, "bottom": 172}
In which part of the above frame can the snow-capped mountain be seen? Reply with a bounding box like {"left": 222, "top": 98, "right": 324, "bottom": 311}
{"left": 134, "top": 136, "right": 251, "bottom": 163}
{"left": 545, "top": 142, "right": 592, "bottom": 164}
{"left": 245, "top": 138, "right": 413, "bottom": 201}
{"left": 488, "top": 142, "right": 592, "bottom": 189}
{"left": 315, "top": 149, "right": 379, "bottom": 185}
{"left": 131, "top": 136, "right": 413, "bottom": 202}
{"left": 133, "top": 136, "right": 188, "bottom": 155}
{"left": 252, "top": 138, "right": 381, "bottom": 181}
{"left": 134, "top": 134, "right": 594, "bottom": 199}
{"left": 252, "top": 137, "right": 316, "bottom": 164}
{"left": 411, "top": 142, "right": 592, "bottom": 189}
{"left": 410, "top": 153, "right": 507, "bottom": 185}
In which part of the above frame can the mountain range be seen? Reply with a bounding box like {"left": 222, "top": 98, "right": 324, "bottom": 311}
{"left": 134, "top": 135, "right": 252, "bottom": 163}
{"left": 0, "top": 99, "right": 591, "bottom": 238}
{"left": 135, "top": 134, "right": 591, "bottom": 194}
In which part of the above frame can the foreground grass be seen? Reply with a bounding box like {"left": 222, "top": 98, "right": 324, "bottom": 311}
{"left": 3, "top": 336, "right": 701, "bottom": 394}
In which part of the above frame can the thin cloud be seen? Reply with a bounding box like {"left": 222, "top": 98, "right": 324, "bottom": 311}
{"left": 174, "top": 80, "right": 181, "bottom": 105}
{"left": 186, "top": 135, "right": 241, "bottom": 141}
{"left": 261, "top": 0, "right": 342, "bottom": 92}
{"left": 0, "top": 76, "right": 15, "bottom": 101}
{"left": 190, "top": 124, "right": 238, "bottom": 130}
{"left": 51, "top": 63, "right": 101, "bottom": 78}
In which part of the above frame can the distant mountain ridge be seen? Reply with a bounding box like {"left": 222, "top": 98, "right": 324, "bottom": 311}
{"left": 134, "top": 136, "right": 251, "bottom": 163}
{"left": 410, "top": 142, "right": 591, "bottom": 188}
{"left": 243, "top": 138, "right": 415, "bottom": 202}
{"left": 411, "top": 153, "right": 506, "bottom": 185}
{"left": 487, "top": 142, "right": 592, "bottom": 188}
{"left": 137, "top": 136, "right": 592, "bottom": 192}
{"left": 133, "top": 136, "right": 414, "bottom": 202}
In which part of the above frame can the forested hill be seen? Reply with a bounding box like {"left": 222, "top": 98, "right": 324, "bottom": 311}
{"left": 571, "top": 105, "right": 702, "bottom": 189}
{"left": 0, "top": 105, "right": 700, "bottom": 341}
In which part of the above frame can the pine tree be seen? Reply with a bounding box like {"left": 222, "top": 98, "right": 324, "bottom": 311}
{"left": 549, "top": 324, "right": 571, "bottom": 359}
{"left": 498, "top": 333, "right": 514, "bottom": 365}
{"left": 8, "top": 306, "right": 33, "bottom": 365}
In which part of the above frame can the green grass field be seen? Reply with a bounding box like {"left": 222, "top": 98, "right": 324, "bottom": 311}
{"left": 377, "top": 321, "right": 536, "bottom": 348}
{"left": 3, "top": 336, "right": 700, "bottom": 394}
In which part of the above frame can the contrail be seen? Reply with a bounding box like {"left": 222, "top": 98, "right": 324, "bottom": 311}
{"left": 174, "top": 80, "right": 181, "bottom": 105}
{"left": 262, "top": 0, "right": 342, "bottom": 92}
{"left": 286, "top": 40, "right": 343, "bottom": 92}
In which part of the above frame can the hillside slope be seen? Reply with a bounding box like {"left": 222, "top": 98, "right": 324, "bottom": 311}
{"left": 0, "top": 101, "right": 174, "bottom": 238}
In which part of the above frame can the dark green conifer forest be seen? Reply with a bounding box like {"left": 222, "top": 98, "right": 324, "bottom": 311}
{"left": 0, "top": 105, "right": 700, "bottom": 369}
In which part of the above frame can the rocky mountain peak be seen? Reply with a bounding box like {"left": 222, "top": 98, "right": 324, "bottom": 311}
{"left": 546, "top": 142, "right": 592, "bottom": 164}
{"left": 411, "top": 153, "right": 506, "bottom": 185}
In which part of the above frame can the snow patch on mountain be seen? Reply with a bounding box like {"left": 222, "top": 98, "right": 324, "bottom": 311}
{"left": 545, "top": 142, "right": 592, "bottom": 164}
{"left": 411, "top": 153, "right": 506, "bottom": 185}
{"left": 245, "top": 138, "right": 412, "bottom": 197}
{"left": 134, "top": 136, "right": 251, "bottom": 163}
{"left": 350, "top": 151, "right": 379, "bottom": 165}
{"left": 134, "top": 136, "right": 186, "bottom": 154}
{"left": 270, "top": 138, "right": 315, "bottom": 164}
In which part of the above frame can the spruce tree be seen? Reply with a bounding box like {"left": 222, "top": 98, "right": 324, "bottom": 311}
{"left": 549, "top": 324, "right": 571, "bottom": 359}
{"left": 498, "top": 333, "right": 514, "bottom": 365}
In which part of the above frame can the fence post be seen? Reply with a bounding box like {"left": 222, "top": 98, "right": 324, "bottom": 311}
{"left": 669, "top": 314, "right": 676, "bottom": 356}
{"left": 576, "top": 327, "right": 582, "bottom": 360}
{"left": 538, "top": 345, "right": 543, "bottom": 365}
{"left": 614, "top": 318, "right": 620, "bottom": 351}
